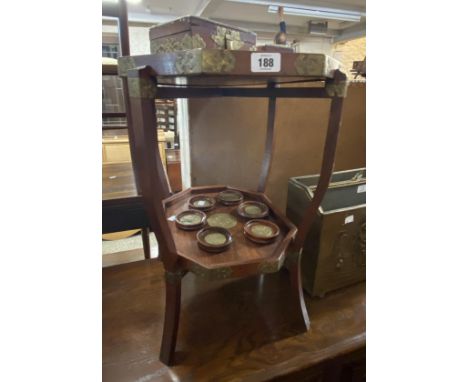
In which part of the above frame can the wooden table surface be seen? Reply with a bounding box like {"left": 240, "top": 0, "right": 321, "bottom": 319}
{"left": 103, "top": 259, "right": 365, "bottom": 382}
{"left": 102, "top": 162, "right": 138, "bottom": 200}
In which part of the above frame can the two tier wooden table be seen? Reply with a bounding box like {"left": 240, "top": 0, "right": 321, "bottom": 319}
{"left": 118, "top": 48, "right": 349, "bottom": 365}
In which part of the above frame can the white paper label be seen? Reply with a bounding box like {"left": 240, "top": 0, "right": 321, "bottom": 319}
{"left": 357, "top": 184, "right": 366, "bottom": 193}
{"left": 251, "top": 53, "right": 281, "bottom": 72}
{"left": 344, "top": 215, "right": 354, "bottom": 224}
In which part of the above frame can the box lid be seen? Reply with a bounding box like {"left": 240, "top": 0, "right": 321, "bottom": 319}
{"left": 149, "top": 15, "right": 257, "bottom": 40}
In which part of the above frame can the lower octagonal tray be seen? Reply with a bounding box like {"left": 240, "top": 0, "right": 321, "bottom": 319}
{"left": 162, "top": 186, "right": 297, "bottom": 277}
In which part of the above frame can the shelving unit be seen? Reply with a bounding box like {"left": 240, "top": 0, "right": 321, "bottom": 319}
{"left": 118, "top": 48, "right": 349, "bottom": 365}
{"left": 155, "top": 99, "right": 177, "bottom": 132}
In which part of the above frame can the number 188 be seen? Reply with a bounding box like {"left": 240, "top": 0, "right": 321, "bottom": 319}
{"left": 258, "top": 58, "right": 274, "bottom": 67}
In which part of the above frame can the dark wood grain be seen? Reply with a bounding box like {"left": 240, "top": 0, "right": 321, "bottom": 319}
{"left": 154, "top": 85, "right": 328, "bottom": 98}
{"left": 159, "top": 271, "right": 183, "bottom": 365}
{"left": 102, "top": 260, "right": 365, "bottom": 382}
{"left": 128, "top": 67, "right": 178, "bottom": 270}
{"left": 141, "top": 227, "right": 151, "bottom": 260}
{"left": 257, "top": 82, "right": 277, "bottom": 193}
{"left": 293, "top": 70, "right": 347, "bottom": 251}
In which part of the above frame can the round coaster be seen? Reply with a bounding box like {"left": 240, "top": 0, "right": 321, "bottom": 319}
{"left": 197, "top": 227, "right": 233, "bottom": 253}
{"left": 237, "top": 201, "right": 269, "bottom": 219}
{"left": 207, "top": 212, "right": 238, "bottom": 229}
{"left": 251, "top": 224, "right": 274, "bottom": 238}
{"left": 175, "top": 210, "right": 206, "bottom": 231}
{"left": 218, "top": 190, "right": 244, "bottom": 205}
{"left": 243, "top": 219, "right": 280, "bottom": 244}
{"left": 189, "top": 195, "right": 216, "bottom": 211}
{"left": 204, "top": 232, "right": 228, "bottom": 246}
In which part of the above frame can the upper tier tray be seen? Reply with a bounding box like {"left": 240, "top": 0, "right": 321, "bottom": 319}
{"left": 118, "top": 49, "right": 341, "bottom": 85}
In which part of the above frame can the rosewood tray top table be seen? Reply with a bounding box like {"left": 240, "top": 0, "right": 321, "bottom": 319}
{"left": 117, "top": 48, "right": 349, "bottom": 366}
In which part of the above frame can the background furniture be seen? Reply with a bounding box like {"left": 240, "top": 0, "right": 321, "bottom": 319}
{"left": 287, "top": 168, "right": 366, "bottom": 297}
{"left": 103, "top": 260, "right": 365, "bottom": 381}
{"left": 103, "top": 129, "right": 166, "bottom": 166}
{"left": 155, "top": 99, "right": 177, "bottom": 132}
{"left": 102, "top": 0, "right": 182, "bottom": 249}
{"left": 102, "top": 0, "right": 149, "bottom": 252}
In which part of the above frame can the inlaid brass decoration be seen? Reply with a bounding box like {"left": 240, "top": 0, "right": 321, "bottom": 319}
{"left": 192, "top": 34, "right": 207, "bottom": 49}
{"left": 211, "top": 26, "right": 228, "bottom": 48}
{"left": 258, "top": 257, "right": 284, "bottom": 273}
{"left": 211, "top": 27, "right": 244, "bottom": 50}
{"left": 175, "top": 50, "right": 202, "bottom": 75}
{"left": 127, "top": 77, "right": 157, "bottom": 99}
{"left": 165, "top": 270, "right": 186, "bottom": 284}
{"left": 151, "top": 33, "right": 207, "bottom": 53}
{"left": 325, "top": 80, "right": 349, "bottom": 98}
{"left": 294, "top": 54, "right": 326, "bottom": 76}
{"left": 117, "top": 56, "right": 136, "bottom": 77}
{"left": 189, "top": 264, "right": 233, "bottom": 281}
{"left": 202, "top": 50, "right": 235, "bottom": 73}
{"left": 226, "top": 39, "right": 244, "bottom": 50}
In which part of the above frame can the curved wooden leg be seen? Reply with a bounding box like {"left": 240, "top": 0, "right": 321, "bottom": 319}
{"left": 286, "top": 251, "right": 310, "bottom": 332}
{"left": 159, "top": 271, "right": 184, "bottom": 365}
{"left": 141, "top": 227, "right": 151, "bottom": 259}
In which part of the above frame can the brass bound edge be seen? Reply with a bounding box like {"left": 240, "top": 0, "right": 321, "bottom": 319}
{"left": 127, "top": 77, "right": 157, "bottom": 99}
{"left": 202, "top": 50, "right": 236, "bottom": 73}
{"left": 189, "top": 264, "right": 233, "bottom": 281}
{"left": 175, "top": 50, "right": 203, "bottom": 75}
{"left": 325, "top": 80, "right": 349, "bottom": 98}
{"left": 165, "top": 270, "right": 187, "bottom": 283}
{"left": 294, "top": 54, "right": 326, "bottom": 76}
{"left": 211, "top": 26, "right": 244, "bottom": 50}
{"left": 258, "top": 255, "right": 285, "bottom": 274}
{"left": 150, "top": 33, "right": 207, "bottom": 54}
{"left": 117, "top": 56, "right": 136, "bottom": 77}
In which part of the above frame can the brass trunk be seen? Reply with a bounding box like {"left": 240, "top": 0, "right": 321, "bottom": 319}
{"left": 287, "top": 168, "right": 366, "bottom": 297}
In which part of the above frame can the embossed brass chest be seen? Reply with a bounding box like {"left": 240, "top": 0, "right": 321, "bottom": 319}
{"left": 287, "top": 169, "right": 366, "bottom": 297}
{"left": 149, "top": 16, "right": 257, "bottom": 54}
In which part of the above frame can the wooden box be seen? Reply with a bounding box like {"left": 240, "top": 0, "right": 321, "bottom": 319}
{"left": 149, "top": 16, "right": 256, "bottom": 53}
{"left": 256, "top": 44, "right": 294, "bottom": 53}
{"left": 287, "top": 168, "right": 366, "bottom": 297}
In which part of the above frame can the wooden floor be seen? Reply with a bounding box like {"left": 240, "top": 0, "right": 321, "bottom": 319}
{"left": 103, "top": 259, "right": 365, "bottom": 382}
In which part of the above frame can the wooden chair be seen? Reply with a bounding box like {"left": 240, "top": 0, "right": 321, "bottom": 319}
{"left": 122, "top": 53, "right": 348, "bottom": 365}
{"left": 102, "top": 0, "right": 152, "bottom": 260}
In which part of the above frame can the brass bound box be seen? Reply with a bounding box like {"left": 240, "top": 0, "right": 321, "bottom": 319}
{"left": 287, "top": 169, "right": 366, "bottom": 297}
{"left": 149, "top": 16, "right": 257, "bottom": 53}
